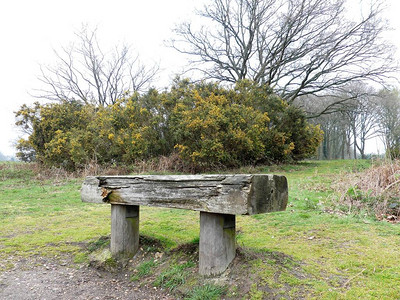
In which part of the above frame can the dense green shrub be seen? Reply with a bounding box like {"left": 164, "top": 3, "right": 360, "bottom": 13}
{"left": 15, "top": 97, "right": 164, "bottom": 169}
{"left": 171, "top": 89, "right": 270, "bottom": 169}
{"left": 170, "top": 80, "right": 323, "bottom": 169}
{"left": 15, "top": 80, "right": 323, "bottom": 171}
{"left": 15, "top": 101, "right": 95, "bottom": 169}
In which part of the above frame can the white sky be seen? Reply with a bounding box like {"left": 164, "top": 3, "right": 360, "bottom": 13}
{"left": 0, "top": 0, "right": 399, "bottom": 157}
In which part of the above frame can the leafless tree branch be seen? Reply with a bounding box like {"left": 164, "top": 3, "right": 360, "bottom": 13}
{"left": 171, "top": 0, "right": 398, "bottom": 108}
{"left": 34, "top": 25, "right": 159, "bottom": 106}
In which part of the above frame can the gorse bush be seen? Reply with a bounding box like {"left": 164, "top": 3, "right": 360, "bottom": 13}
{"left": 16, "top": 101, "right": 96, "bottom": 169}
{"left": 172, "top": 89, "right": 270, "bottom": 169}
{"left": 170, "top": 80, "right": 323, "bottom": 170}
{"left": 15, "top": 79, "right": 323, "bottom": 171}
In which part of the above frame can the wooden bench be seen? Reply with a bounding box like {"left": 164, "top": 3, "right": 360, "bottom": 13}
{"left": 81, "top": 174, "right": 288, "bottom": 275}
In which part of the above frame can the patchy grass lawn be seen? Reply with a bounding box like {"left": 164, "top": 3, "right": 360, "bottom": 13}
{"left": 0, "top": 160, "right": 399, "bottom": 299}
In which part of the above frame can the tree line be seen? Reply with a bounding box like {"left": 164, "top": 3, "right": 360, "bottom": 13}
{"left": 309, "top": 86, "right": 400, "bottom": 160}
{"left": 15, "top": 0, "right": 398, "bottom": 170}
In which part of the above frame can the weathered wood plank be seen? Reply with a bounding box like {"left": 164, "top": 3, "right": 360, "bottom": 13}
{"left": 199, "top": 212, "right": 236, "bottom": 275}
{"left": 110, "top": 205, "right": 139, "bottom": 258}
{"left": 81, "top": 174, "right": 288, "bottom": 215}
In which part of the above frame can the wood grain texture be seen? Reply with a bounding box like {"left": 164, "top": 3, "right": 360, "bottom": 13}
{"left": 81, "top": 174, "right": 288, "bottom": 215}
{"left": 199, "top": 212, "right": 236, "bottom": 275}
{"left": 110, "top": 205, "right": 139, "bottom": 258}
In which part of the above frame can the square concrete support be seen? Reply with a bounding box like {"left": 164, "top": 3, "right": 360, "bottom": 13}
{"left": 199, "top": 212, "right": 236, "bottom": 276}
{"left": 110, "top": 204, "right": 139, "bottom": 259}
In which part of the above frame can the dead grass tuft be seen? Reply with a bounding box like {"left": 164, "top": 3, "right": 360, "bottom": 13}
{"left": 353, "top": 160, "right": 400, "bottom": 196}
{"left": 334, "top": 159, "right": 400, "bottom": 221}
{"left": 1, "top": 152, "right": 189, "bottom": 183}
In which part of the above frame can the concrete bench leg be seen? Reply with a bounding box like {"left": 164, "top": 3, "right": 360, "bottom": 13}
{"left": 199, "top": 212, "right": 236, "bottom": 276}
{"left": 111, "top": 204, "right": 139, "bottom": 259}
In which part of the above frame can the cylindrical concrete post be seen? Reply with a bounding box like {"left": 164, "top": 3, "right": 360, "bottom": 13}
{"left": 199, "top": 212, "right": 236, "bottom": 276}
{"left": 110, "top": 204, "right": 139, "bottom": 258}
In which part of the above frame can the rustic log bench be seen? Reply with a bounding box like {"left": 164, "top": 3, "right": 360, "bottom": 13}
{"left": 81, "top": 174, "right": 288, "bottom": 275}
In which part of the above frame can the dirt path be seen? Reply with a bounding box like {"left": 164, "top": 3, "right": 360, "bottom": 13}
{"left": 0, "top": 259, "right": 172, "bottom": 300}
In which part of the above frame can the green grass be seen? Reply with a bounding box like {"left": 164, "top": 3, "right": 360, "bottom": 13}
{"left": 0, "top": 163, "right": 110, "bottom": 264}
{"left": 1, "top": 160, "right": 400, "bottom": 299}
{"left": 153, "top": 260, "right": 195, "bottom": 291}
{"left": 185, "top": 284, "right": 226, "bottom": 300}
{"left": 130, "top": 259, "right": 158, "bottom": 281}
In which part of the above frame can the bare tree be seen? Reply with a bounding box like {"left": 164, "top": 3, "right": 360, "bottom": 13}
{"left": 304, "top": 83, "right": 380, "bottom": 159}
{"left": 313, "top": 106, "right": 357, "bottom": 160}
{"left": 348, "top": 92, "right": 379, "bottom": 159}
{"left": 35, "top": 26, "right": 159, "bottom": 106}
{"left": 171, "top": 0, "right": 397, "bottom": 106}
{"left": 376, "top": 88, "right": 400, "bottom": 157}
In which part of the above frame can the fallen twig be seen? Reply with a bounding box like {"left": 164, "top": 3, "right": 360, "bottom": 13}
{"left": 342, "top": 268, "right": 366, "bottom": 288}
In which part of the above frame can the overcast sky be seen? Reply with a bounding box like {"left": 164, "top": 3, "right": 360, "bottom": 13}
{"left": 1, "top": 0, "right": 399, "bottom": 157}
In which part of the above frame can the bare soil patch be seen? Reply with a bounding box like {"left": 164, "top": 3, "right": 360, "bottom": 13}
{"left": 0, "top": 257, "right": 173, "bottom": 300}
